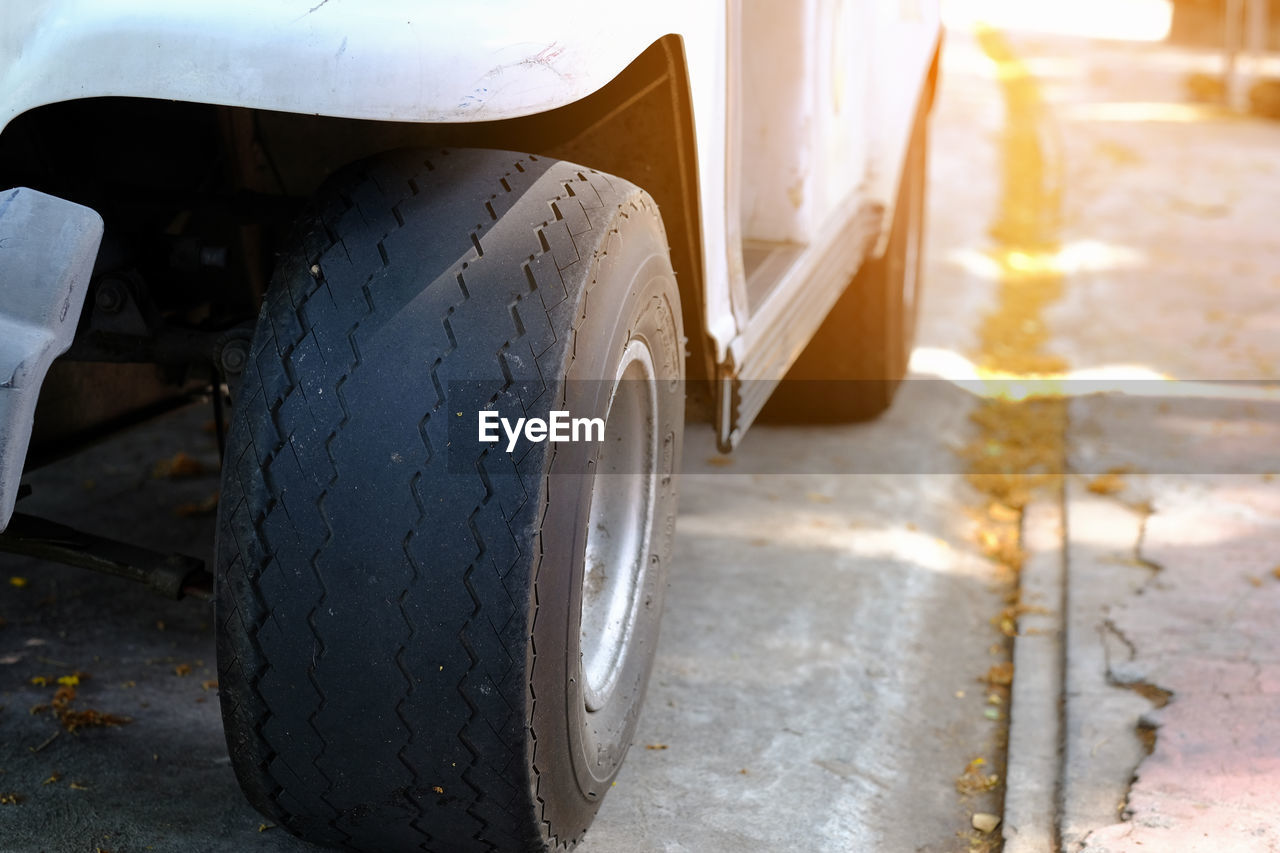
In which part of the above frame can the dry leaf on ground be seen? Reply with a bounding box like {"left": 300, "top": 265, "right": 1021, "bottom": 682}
{"left": 152, "top": 451, "right": 207, "bottom": 479}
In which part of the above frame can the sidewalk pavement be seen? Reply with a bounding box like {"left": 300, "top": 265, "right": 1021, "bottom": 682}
{"left": 1065, "top": 394, "right": 1280, "bottom": 853}
{"left": 997, "top": 28, "right": 1280, "bottom": 853}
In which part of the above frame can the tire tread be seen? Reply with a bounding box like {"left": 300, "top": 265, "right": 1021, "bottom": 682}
{"left": 217, "top": 149, "right": 655, "bottom": 852}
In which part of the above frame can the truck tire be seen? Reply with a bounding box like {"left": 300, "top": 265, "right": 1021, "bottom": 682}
{"left": 761, "top": 107, "right": 927, "bottom": 422}
{"left": 215, "top": 148, "right": 684, "bottom": 852}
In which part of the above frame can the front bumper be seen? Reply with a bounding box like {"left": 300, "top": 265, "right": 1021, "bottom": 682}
{"left": 0, "top": 187, "right": 103, "bottom": 530}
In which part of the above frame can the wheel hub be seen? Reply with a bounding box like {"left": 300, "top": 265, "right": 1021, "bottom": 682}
{"left": 580, "top": 338, "right": 659, "bottom": 713}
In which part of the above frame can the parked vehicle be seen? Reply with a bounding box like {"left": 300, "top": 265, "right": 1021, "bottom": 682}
{"left": 0, "top": 2, "right": 941, "bottom": 850}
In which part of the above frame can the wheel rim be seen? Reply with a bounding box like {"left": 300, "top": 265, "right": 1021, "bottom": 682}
{"left": 580, "top": 338, "right": 659, "bottom": 713}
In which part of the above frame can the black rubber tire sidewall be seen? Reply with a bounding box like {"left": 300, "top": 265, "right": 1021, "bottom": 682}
{"left": 529, "top": 240, "right": 683, "bottom": 834}
{"left": 214, "top": 149, "right": 683, "bottom": 852}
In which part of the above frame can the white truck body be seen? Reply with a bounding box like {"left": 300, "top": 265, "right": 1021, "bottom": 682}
{"left": 0, "top": 0, "right": 941, "bottom": 522}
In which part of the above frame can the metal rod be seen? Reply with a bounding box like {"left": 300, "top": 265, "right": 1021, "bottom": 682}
{"left": 0, "top": 512, "right": 211, "bottom": 600}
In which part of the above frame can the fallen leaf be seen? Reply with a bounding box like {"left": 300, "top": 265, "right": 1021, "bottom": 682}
{"left": 41, "top": 682, "right": 131, "bottom": 733}
{"left": 991, "top": 602, "right": 1048, "bottom": 637}
{"left": 174, "top": 664, "right": 192, "bottom": 677}
{"left": 645, "top": 744, "right": 669, "bottom": 751}
{"left": 978, "top": 527, "right": 1024, "bottom": 571}
{"left": 981, "top": 662, "right": 1014, "bottom": 687}
{"left": 201, "top": 680, "right": 219, "bottom": 691}
{"left": 0, "top": 792, "right": 21, "bottom": 805}
{"left": 41, "top": 773, "right": 61, "bottom": 786}
{"left": 152, "top": 451, "right": 206, "bottom": 479}
{"left": 57, "top": 709, "right": 132, "bottom": 734}
{"left": 432, "top": 786, "right": 444, "bottom": 794}
{"left": 993, "top": 612, "right": 1017, "bottom": 637}
{"left": 972, "top": 812, "right": 1001, "bottom": 833}
{"left": 704, "top": 456, "right": 734, "bottom": 467}
{"left": 1248, "top": 575, "right": 1264, "bottom": 588}
{"left": 955, "top": 757, "right": 1000, "bottom": 795}
{"left": 987, "top": 502, "right": 1019, "bottom": 523}
{"left": 1086, "top": 473, "right": 1126, "bottom": 496}
{"left": 68, "top": 781, "right": 89, "bottom": 791}
{"left": 8, "top": 577, "right": 27, "bottom": 589}
{"left": 56, "top": 675, "right": 80, "bottom": 687}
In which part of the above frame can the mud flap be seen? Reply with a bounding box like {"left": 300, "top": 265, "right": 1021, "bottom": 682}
{"left": 0, "top": 187, "right": 103, "bottom": 530}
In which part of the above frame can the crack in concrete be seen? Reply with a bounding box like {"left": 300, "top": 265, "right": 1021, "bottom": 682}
{"left": 1100, "top": 617, "right": 1136, "bottom": 664}
{"left": 1099, "top": 617, "right": 1172, "bottom": 726}
{"left": 1131, "top": 503, "right": 1163, "bottom": 579}
{"left": 1090, "top": 511, "right": 1175, "bottom": 835}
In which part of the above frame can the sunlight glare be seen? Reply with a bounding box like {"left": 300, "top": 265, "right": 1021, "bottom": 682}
{"left": 942, "top": 0, "right": 1173, "bottom": 42}
{"left": 949, "top": 241, "right": 1146, "bottom": 281}
{"left": 1057, "top": 102, "right": 1236, "bottom": 123}
{"left": 910, "top": 347, "right": 1280, "bottom": 403}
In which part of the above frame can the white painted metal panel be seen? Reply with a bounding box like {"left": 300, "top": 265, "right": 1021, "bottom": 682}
{"left": 0, "top": 0, "right": 941, "bottom": 429}
{"left": 0, "top": 0, "right": 735, "bottom": 360}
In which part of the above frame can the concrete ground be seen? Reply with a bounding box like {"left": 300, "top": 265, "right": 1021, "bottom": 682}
{"left": 4, "top": 14, "right": 1280, "bottom": 853}
{"left": 1010, "top": 27, "right": 1280, "bottom": 853}
{"left": 983, "top": 18, "right": 1280, "bottom": 853}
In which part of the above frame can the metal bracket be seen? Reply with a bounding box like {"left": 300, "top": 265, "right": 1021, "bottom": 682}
{"left": 66, "top": 275, "right": 253, "bottom": 386}
{"left": 0, "top": 511, "right": 212, "bottom": 600}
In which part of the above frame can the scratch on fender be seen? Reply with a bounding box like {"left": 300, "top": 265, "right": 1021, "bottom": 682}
{"left": 519, "top": 43, "right": 568, "bottom": 78}
{"left": 458, "top": 42, "right": 572, "bottom": 113}
{"left": 482, "top": 42, "right": 571, "bottom": 85}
